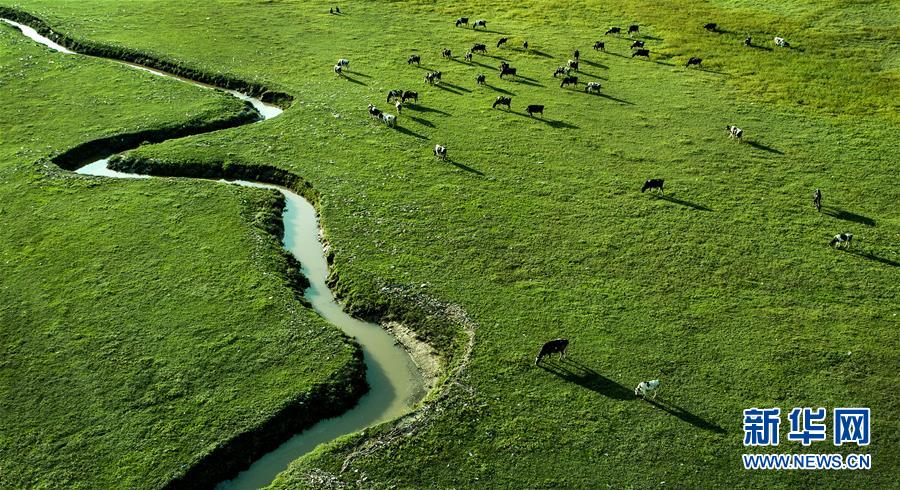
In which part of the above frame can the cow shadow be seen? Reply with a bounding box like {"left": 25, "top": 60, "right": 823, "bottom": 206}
{"left": 446, "top": 158, "right": 484, "bottom": 176}
{"left": 509, "top": 77, "right": 544, "bottom": 88}
{"left": 395, "top": 125, "right": 428, "bottom": 140}
{"left": 469, "top": 59, "right": 495, "bottom": 70}
{"left": 645, "top": 398, "right": 727, "bottom": 434}
{"left": 650, "top": 59, "right": 677, "bottom": 67}
{"left": 655, "top": 194, "right": 712, "bottom": 211}
{"left": 578, "top": 71, "right": 609, "bottom": 81}
{"left": 842, "top": 249, "right": 899, "bottom": 267}
{"left": 473, "top": 28, "right": 508, "bottom": 35}
{"left": 407, "top": 105, "right": 450, "bottom": 116}
{"left": 440, "top": 81, "right": 472, "bottom": 93}
{"left": 407, "top": 115, "right": 435, "bottom": 128}
{"left": 596, "top": 92, "right": 635, "bottom": 105}
{"left": 538, "top": 359, "right": 634, "bottom": 400}
{"left": 525, "top": 49, "right": 554, "bottom": 58}
{"left": 509, "top": 111, "right": 578, "bottom": 128}
{"left": 642, "top": 34, "right": 663, "bottom": 41}
{"left": 486, "top": 84, "right": 515, "bottom": 96}
{"left": 823, "top": 207, "right": 876, "bottom": 227}
{"left": 483, "top": 53, "right": 511, "bottom": 61}
{"left": 698, "top": 67, "right": 729, "bottom": 76}
{"left": 605, "top": 51, "right": 630, "bottom": 59}
{"left": 581, "top": 59, "right": 609, "bottom": 70}
{"left": 412, "top": 64, "right": 436, "bottom": 71}
{"left": 748, "top": 44, "right": 774, "bottom": 52}
{"left": 350, "top": 71, "right": 373, "bottom": 79}
{"left": 434, "top": 84, "right": 465, "bottom": 95}
{"left": 340, "top": 75, "right": 367, "bottom": 86}
{"left": 747, "top": 140, "right": 784, "bottom": 154}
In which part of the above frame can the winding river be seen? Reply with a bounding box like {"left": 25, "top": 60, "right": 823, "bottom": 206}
{"left": 3, "top": 17, "right": 426, "bottom": 489}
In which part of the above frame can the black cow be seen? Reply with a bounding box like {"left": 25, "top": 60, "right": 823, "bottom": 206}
{"left": 407, "top": 54, "right": 421, "bottom": 65}
{"left": 497, "top": 37, "right": 509, "bottom": 47}
{"left": 465, "top": 51, "right": 473, "bottom": 62}
{"left": 573, "top": 49, "right": 580, "bottom": 60}
{"left": 472, "top": 43, "right": 487, "bottom": 54}
{"left": 641, "top": 179, "right": 664, "bottom": 194}
{"left": 387, "top": 89, "right": 404, "bottom": 103}
{"left": 401, "top": 90, "right": 418, "bottom": 103}
{"left": 499, "top": 61, "right": 510, "bottom": 71}
{"left": 744, "top": 36, "right": 752, "bottom": 47}
{"left": 526, "top": 104, "right": 544, "bottom": 117}
{"left": 631, "top": 40, "right": 645, "bottom": 49}
{"left": 476, "top": 73, "right": 486, "bottom": 85}
{"left": 367, "top": 104, "right": 382, "bottom": 119}
{"left": 500, "top": 66, "right": 517, "bottom": 78}
{"left": 492, "top": 96, "right": 512, "bottom": 109}
{"left": 535, "top": 339, "right": 569, "bottom": 365}
{"left": 560, "top": 76, "right": 578, "bottom": 88}
{"left": 473, "top": 19, "right": 487, "bottom": 29}
{"left": 456, "top": 17, "right": 469, "bottom": 27}
{"left": 606, "top": 27, "right": 621, "bottom": 35}
{"left": 686, "top": 57, "right": 702, "bottom": 68}
{"left": 593, "top": 41, "right": 605, "bottom": 51}
{"left": 704, "top": 23, "right": 717, "bottom": 31}
{"left": 632, "top": 49, "right": 650, "bottom": 58}
{"left": 442, "top": 48, "right": 452, "bottom": 59}
{"left": 523, "top": 40, "right": 529, "bottom": 50}
{"left": 628, "top": 24, "right": 639, "bottom": 35}
{"left": 813, "top": 189, "right": 822, "bottom": 212}
{"left": 567, "top": 59, "right": 579, "bottom": 71}
{"left": 830, "top": 233, "right": 853, "bottom": 249}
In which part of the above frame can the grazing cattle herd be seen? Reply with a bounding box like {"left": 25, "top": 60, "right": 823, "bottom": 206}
{"left": 329, "top": 13, "right": 861, "bottom": 403}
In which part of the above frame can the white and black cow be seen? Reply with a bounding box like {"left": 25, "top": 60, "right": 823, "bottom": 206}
{"left": 635, "top": 379, "right": 660, "bottom": 399}
{"left": 641, "top": 178, "right": 664, "bottom": 194}
{"left": 585, "top": 82, "right": 601, "bottom": 93}
{"left": 830, "top": 233, "right": 853, "bottom": 249}
{"left": 455, "top": 17, "right": 469, "bottom": 27}
{"left": 727, "top": 125, "right": 743, "bottom": 141}
{"left": 560, "top": 76, "right": 578, "bottom": 88}
{"left": 492, "top": 96, "right": 512, "bottom": 109}
{"left": 473, "top": 19, "right": 487, "bottom": 30}
{"left": 434, "top": 144, "right": 448, "bottom": 160}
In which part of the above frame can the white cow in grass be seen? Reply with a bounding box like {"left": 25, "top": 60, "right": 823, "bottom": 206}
{"left": 381, "top": 113, "right": 396, "bottom": 128}
{"left": 635, "top": 379, "right": 660, "bottom": 399}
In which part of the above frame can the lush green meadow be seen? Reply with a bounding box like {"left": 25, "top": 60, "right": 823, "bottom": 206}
{"left": 1, "top": 0, "right": 898, "bottom": 488}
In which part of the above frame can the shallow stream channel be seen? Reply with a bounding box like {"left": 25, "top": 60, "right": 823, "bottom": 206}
{"left": 3, "top": 17, "right": 427, "bottom": 489}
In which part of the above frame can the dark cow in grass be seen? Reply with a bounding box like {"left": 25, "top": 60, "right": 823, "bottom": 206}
{"left": 497, "top": 37, "right": 509, "bottom": 47}
{"left": 632, "top": 49, "right": 650, "bottom": 58}
{"left": 407, "top": 54, "right": 421, "bottom": 66}
{"left": 686, "top": 57, "right": 702, "bottom": 68}
{"left": 535, "top": 339, "right": 569, "bottom": 365}
{"left": 813, "top": 189, "right": 822, "bottom": 212}
{"left": 386, "top": 89, "right": 403, "bottom": 103}
{"left": 628, "top": 24, "right": 639, "bottom": 35}
{"left": 560, "top": 76, "right": 578, "bottom": 88}
{"left": 472, "top": 43, "right": 487, "bottom": 54}
{"left": 642, "top": 178, "right": 664, "bottom": 194}
{"left": 493, "top": 96, "right": 512, "bottom": 109}
{"left": 476, "top": 73, "right": 486, "bottom": 85}
{"left": 593, "top": 41, "right": 605, "bottom": 51}
{"left": 526, "top": 104, "right": 544, "bottom": 117}
{"left": 500, "top": 66, "right": 517, "bottom": 78}
{"left": 704, "top": 23, "right": 718, "bottom": 32}
{"left": 606, "top": 27, "right": 621, "bottom": 35}
{"left": 631, "top": 40, "right": 645, "bottom": 49}
{"left": 401, "top": 90, "right": 418, "bottom": 103}
{"left": 455, "top": 17, "right": 469, "bottom": 27}
{"left": 442, "top": 48, "right": 452, "bottom": 59}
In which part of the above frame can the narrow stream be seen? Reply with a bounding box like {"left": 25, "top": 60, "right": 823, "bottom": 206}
{"left": 3, "top": 17, "right": 426, "bottom": 489}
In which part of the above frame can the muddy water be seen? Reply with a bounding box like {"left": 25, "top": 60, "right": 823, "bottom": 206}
{"left": 4, "top": 16, "right": 426, "bottom": 489}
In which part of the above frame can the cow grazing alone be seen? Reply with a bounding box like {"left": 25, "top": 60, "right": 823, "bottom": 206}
{"left": 492, "top": 96, "right": 511, "bottom": 109}
{"left": 632, "top": 49, "right": 650, "bottom": 58}
{"left": 473, "top": 19, "right": 487, "bottom": 29}
{"left": 686, "top": 57, "right": 702, "bottom": 68}
{"left": 434, "top": 144, "right": 447, "bottom": 160}
{"left": 704, "top": 23, "right": 717, "bottom": 31}
{"left": 573, "top": 49, "right": 580, "bottom": 60}
{"left": 476, "top": 73, "right": 486, "bottom": 85}
{"left": 830, "top": 233, "right": 852, "bottom": 249}
{"left": 641, "top": 179, "right": 664, "bottom": 194}
{"left": 381, "top": 113, "right": 396, "bottom": 127}
{"left": 585, "top": 82, "right": 601, "bottom": 93}
{"left": 336, "top": 58, "right": 350, "bottom": 69}
{"left": 593, "top": 41, "right": 605, "bottom": 51}
{"left": 465, "top": 51, "right": 473, "bottom": 62}
{"left": 387, "top": 89, "right": 404, "bottom": 103}
{"left": 635, "top": 379, "right": 660, "bottom": 399}
{"left": 567, "top": 59, "right": 579, "bottom": 71}
{"left": 523, "top": 40, "right": 529, "bottom": 50}
{"left": 442, "top": 48, "right": 452, "bottom": 59}
{"left": 424, "top": 71, "right": 442, "bottom": 84}
{"left": 744, "top": 36, "right": 752, "bottom": 47}
{"left": 813, "top": 189, "right": 822, "bottom": 212}
{"left": 407, "top": 54, "right": 421, "bottom": 65}
{"left": 774, "top": 36, "right": 790, "bottom": 47}
{"left": 606, "top": 27, "right": 621, "bottom": 35}
{"left": 526, "top": 104, "right": 544, "bottom": 117}
{"left": 472, "top": 43, "right": 487, "bottom": 54}
{"left": 535, "top": 339, "right": 569, "bottom": 365}
{"left": 333, "top": 64, "right": 343, "bottom": 76}
{"left": 727, "top": 125, "right": 743, "bottom": 141}
{"left": 560, "top": 76, "right": 578, "bottom": 88}
{"left": 631, "top": 40, "right": 645, "bottom": 49}
{"left": 455, "top": 17, "right": 469, "bottom": 27}
{"left": 367, "top": 103, "right": 382, "bottom": 119}
{"left": 497, "top": 37, "right": 509, "bottom": 47}
{"left": 500, "top": 66, "right": 517, "bottom": 78}
{"left": 628, "top": 24, "right": 639, "bottom": 35}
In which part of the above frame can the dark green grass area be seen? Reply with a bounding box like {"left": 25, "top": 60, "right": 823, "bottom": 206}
{"left": 0, "top": 24, "right": 361, "bottom": 488}
{"left": 1, "top": 0, "right": 898, "bottom": 488}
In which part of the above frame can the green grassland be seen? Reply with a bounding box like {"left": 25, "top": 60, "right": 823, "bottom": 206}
{"left": 1, "top": 0, "right": 898, "bottom": 488}
{"left": 0, "top": 22, "right": 363, "bottom": 488}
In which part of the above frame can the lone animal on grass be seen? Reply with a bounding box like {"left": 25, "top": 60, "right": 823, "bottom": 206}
{"left": 526, "top": 104, "right": 544, "bottom": 117}
{"left": 500, "top": 66, "right": 517, "bottom": 78}
{"left": 381, "top": 112, "right": 397, "bottom": 127}
{"left": 704, "top": 23, "right": 717, "bottom": 32}
{"left": 744, "top": 36, "right": 752, "bottom": 47}
{"left": 434, "top": 144, "right": 448, "bottom": 160}
{"left": 631, "top": 40, "right": 645, "bottom": 49}
{"left": 593, "top": 41, "right": 605, "bottom": 51}
{"left": 442, "top": 48, "right": 452, "bottom": 59}
{"left": 830, "top": 233, "right": 853, "bottom": 249}
{"left": 407, "top": 54, "right": 421, "bottom": 65}
{"left": 813, "top": 189, "right": 822, "bottom": 212}
{"left": 535, "top": 339, "right": 569, "bottom": 365}
{"left": 641, "top": 178, "right": 664, "bottom": 194}
{"left": 727, "top": 125, "right": 743, "bottom": 141}
{"left": 455, "top": 17, "right": 469, "bottom": 27}
{"left": 560, "top": 76, "right": 578, "bottom": 88}
{"left": 473, "top": 19, "right": 487, "bottom": 30}
{"left": 476, "top": 73, "right": 486, "bottom": 85}
{"left": 632, "top": 49, "right": 650, "bottom": 58}
{"left": 523, "top": 40, "right": 529, "bottom": 50}
{"left": 492, "top": 96, "right": 511, "bottom": 110}
{"left": 635, "top": 379, "right": 660, "bottom": 399}
{"left": 465, "top": 51, "right": 473, "bottom": 62}
{"left": 472, "top": 43, "right": 487, "bottom": 54}
{"left": 774, "top": 36, "right": 790, "bottom": 48}
{"left": 333, "top": 64, "right": 343, "bottom": 76}
{"left": 424, "top": 71, "right": 442, "bottom": 84}
{"left": 686, "top": 57, "right": 703, "bottom": 68}
{"left": 387, "top": 89, "right": 404, "bottom": 103}
{"left": 628, "top": 24, "right": 639, "bottom": 35}
{"left": 585, "top": 81, "right": 601, "bottom": 93}
{"left": 497, "top": 37, "right": 509, "bottom": 48}
{"left": 553, "top": 66, "right": 570, "bottom": 77}
{"left": 606, "top": 27, "right": 621, "bottom": 36}
{"left": 573, "top": 49, "right": 580, "bottom": 60}
{"left": 336, "top": 59, "right": 350, "bottom": 70}
{"left": 567, "top": 59, "right": 579, "bottom": 71}
{"left": 367, "top": 103, "right": 382, "bottom": 119}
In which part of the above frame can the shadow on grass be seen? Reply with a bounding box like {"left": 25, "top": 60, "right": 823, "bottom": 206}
{"left": 646, "top": 398, "right": 727, "bottom": 434}
{"left": 538, "top": 359, "right": 633, "bottom": 400}
{"left": 341, "top": 75, "right": 367, "bottom": 86}
{"left": 349, "top": 71, "right": 373, "bottom": 79}
{"left": 596, "top": 92, "right": 635, "bottom": 105}
{"left": 473, "top": 28, "right": 508, "bottom": 35}
{"left": 747, "top": 140, "right": 784, "bottom": 154}
{"left": 823, "top": 207, "right": 876, "bottom": 227}
{"left": 650, "top": 59, "right": 677, "bottom": 67}
{"left": 447, "top": 158, "right": 484, "bottom": 176}
{"left": 508, "top": 110, "right": 578, "bottom": 129}
{"left": 469, "top": 59, "right": 496, "bottom": 70}
{"left": 526, "top": 49, "right": 554, "bottom": 58}
{"left": 749, "top": 44, "right": 774, "bottom": 52}
{"left": 441, "top": 81, "right": 472, "bottom": 93}
{"left": 407, "top": 105, "right": 450, "bottom": 116}
{"left": 509, "top": 77, "right": 545, "bottom": 88}
{"left": 841, "top": 249, "right": 899, "bottom": 267}
{"left": 483, "top": 53, "right": 511, "bottom": 61}
{"left": 579, "top": 71, "right": 609, "bottom": 81}
{"left": 655, "top": 194, "right": 712, "bottom": 211}
{"left": 486, "top": 84, "right": 516, "bottom": 96}
{"left": 698, "top": 67, "right": 729, "bottom": 76}
{"left": 581, "top": 59, "right": 609, "bottom": 69}
{"left": 395, "top": 125, "right": 428, "bottom": 140}
{"left": 434, "top": 84, "right": 465, "bottom": 95}
{"left": 407, "top": 115, "right": 435, "bottom": 128}
{"left": 642, "top": 34, "right": 663, "bottom": 41}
